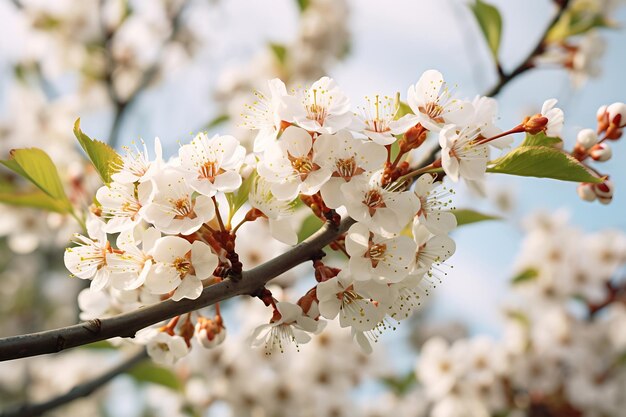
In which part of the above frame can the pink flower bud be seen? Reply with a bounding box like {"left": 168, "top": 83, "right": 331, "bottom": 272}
{"left": 607, "top": 102, "right": 626, "bottom": 128}
{"left": 576, "top": 128, "right": 598, "bottom": 149}
{"left": 593, "top": 180, "right": 614, "bottom": 205}
{"left": 597, "top": 105, "right": 608, "bottom": 120}
{"left": 577, "top": 183, "right": 596, "bottom": 202}
{"left": 590, "top": 143, "right": 612, "bottom": 162}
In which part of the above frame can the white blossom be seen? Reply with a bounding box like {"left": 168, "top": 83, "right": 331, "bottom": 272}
{"left": 341, "top": 171, "right": 420, "bottom": 235}
{"left": 249, "top": 301, "right": 322, "bottom": 354}
{"left": 144, "top": 236, "right": 218, "bottom": 301}
{"left": 345, "top": 222, "right": 416, "bottom": 284}
{"left": 112, "top": 138, "right": 163, "bottom": 184}
{"left": 257, "top": 126, "right": 332, "bottom": 200}
{"left": 313, "top": 129, "right": 386, "bottom": 208}
{"left": 352, "top": 94, "right": 417, "bottom": 145}
{"left": 283, "top": 76, "right": 352, "bottom": 134}
{"left": 407, "top": 70, "right": 473, "bottom": 132}
{"left": 178, "top": 133, "right": 246, "bottom": 197}
{"left": 143, "top": 169, "right": 215, "bottom": 235}
{"left": 439, "top": 125, "right": 489, "bottom": 182}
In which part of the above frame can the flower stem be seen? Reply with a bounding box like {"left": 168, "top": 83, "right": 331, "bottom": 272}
{"left": 212, "top": 196, "right": 226, "bottom": 232}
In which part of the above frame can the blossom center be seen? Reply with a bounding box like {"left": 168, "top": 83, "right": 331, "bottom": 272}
{"left": 306, "top": 89, "right": 330, "bottom": 126}
{"left": 334, "top": 157, "right": 360, "bottom": 179}
{"left": 199, "top": 160, "right": 223, "bottom": 182}
{"left": 287, "top": 152, "right": 318, "bottom": 180}
{"left": 169, "top": 197, "right": 197, "bottom": 219}
{"left": 173, "top": 256, "right": 194, "bottom": 278}
{"left": 420, "top": 102, "right": 445, "bottom": 122}
{"left": 367, "top": 242, "right": 387, "bottom": 268}
{"left": 120, "top": 200, "right": 142, "bottom": 219}
{"left": 363, "top": 189, "right": 386, "bottom": 215}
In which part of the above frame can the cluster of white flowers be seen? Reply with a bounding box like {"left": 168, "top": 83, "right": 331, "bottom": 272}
{"left": 180, "top": 296, "right": 391, "bottom": 417}
{"left": 414, "top": 212, "right": 626, "bottom": 417}
{"left": 214, "top": 0, "right": 350, "bottom": 149}
{"left": 62, "top": 70, "right": 581, "bottom": 364}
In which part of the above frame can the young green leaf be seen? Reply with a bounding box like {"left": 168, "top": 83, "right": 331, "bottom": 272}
{"left": 127, "top": 362, "right": 182, "bottom": 391}
{"left": 269, "top": 43, "right": 288, "bottom": 66}
{"left": 488, "top": 146, "right": 602, "bottom": 183}
{"left": 205, "top": 114, "right": 230, "bottom": 130}
{"left": 0, "top": 189, "right": 70, "bottom": 213}
{"left": 452, "top": 209, "right": 501, "bottom": 226}
{"left": 295, "top": 0, "right": 310, "bottom": 12}
{"left": 511, "top": 268, "right": 539, "bottom": 285}
{"left": 395, "top": 100, "right": 414, "bottom": 119}
{"left": 225, "top": 171, "right": 258, "bottom": 218}
{"left": 470, "top": 0, "right": 503, "bottom": 61}
{"left": 381, "top": 372, "right": 417, "bottom": 396}
{"left": 0, "top": 148, "right": 72, "bottom": 212}
{"left": 73, "top": 118, "right": 122, "bottom": 185}
{"left": 520, "top": 132, "right": 563, "bottom": 148}
{"left": 547, "top": 9, "right": 610, "bottom": 43}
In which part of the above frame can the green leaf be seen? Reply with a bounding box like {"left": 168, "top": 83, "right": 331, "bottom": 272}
{"left": 298, "top": 213, "right": 324, "bottom": 243}
{"left": 0, "top": 148, "right": 72, "bottom": 212}
{"left": 381, "top": 372, "right": 417, "bottom": 396}
{"left": 73, "top": 118, "right": 123, "bottom": 185}
{"left": 127, "top": 362, "right": 182, "bottom": 391}
{"left": 0, "top": 189, "right": 70, "bottom": 213}
{"left": 511, "top": 268, "right": 539, "bottom": 285}
{"left": 452, "top": 209, "right": 500, "bottom": 226}
{"left": 488, "top": 146, "right": 602, "bottom": 183}
{"left": 205, "top": 114, "right": 230, "bottom": 130}
{"left": 396, "top": 100, "right": 414, "bottom": 119}
{"left": 295, "top": 0, "right": 310, "bottom": 12}
{"left": 520, "top": 132, "right": 563, "bottom": 148}
{"left": 547, "top": 9, "right": 611, "bottom": 42}
{"left": 269, "top": 43, "right": 288, "bottom": 66}
{"left": 226, "top": 170, "right": 257, "bottom": 218}
{"left": 470, "top": 0, "right": 503, "bottom": 61}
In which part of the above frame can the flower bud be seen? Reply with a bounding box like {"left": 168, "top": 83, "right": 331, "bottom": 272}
{"left": 577, "top": 183, "right": 596, "bottom": 202}
{"left": 597, "top": 104, "right": 609, "bottom": 133}
{"left": 607, "top": 102, "right": 626, "bottom": 128}
{"left": 195, "top": 316, "right": 226, "bottom": 349}
{"left": 593, "top": 180, "right": 614, "bottom": 205}
{"left": 522, "top": 114, "right": 548, "bottom": 135}
{"left": 576, "top": 128, "right": 598, "bottom": 149}
{"left": 401, "top": 124, "right": 427, "bottom": 152}
{"left": 590, "top": 143, "right": 612, "bottom": 162}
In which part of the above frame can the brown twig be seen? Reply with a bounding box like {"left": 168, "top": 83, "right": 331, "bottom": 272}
{"left": 0, "top": 218, "right": 354, "bottom": 362}
{"left": 484, "top": 0, "right": 571, "bottom": 97}
{"left": 0, "top": 349, "right": 147, "bottom": 417}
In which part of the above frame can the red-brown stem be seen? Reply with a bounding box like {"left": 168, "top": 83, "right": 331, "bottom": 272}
{"left": 212, "top": 196, "right": 226, "bottom": 232}
{"left": 477, "top": 125, "right": 525, "bottom": 145}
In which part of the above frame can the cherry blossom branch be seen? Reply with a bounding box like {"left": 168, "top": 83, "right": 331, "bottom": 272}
{"left": 484, "top": 0, "right": 571, "bottom": 97}
{"left": 0, "top": 218, "right": 354, "bottom": 362}
{"left": 587, "top": 281, "right": 626, "bottom": 319}
{"left": 0, "top": 349, "right": 147, "bottom": 417}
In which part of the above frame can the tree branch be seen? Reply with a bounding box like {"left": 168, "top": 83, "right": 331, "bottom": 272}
{"left": 0, "top": 218, "right": 355, "bottom": 362}
{"left": 484, "top": 0, "right": 571, "bottom": 97}
{"left": 0, "top": 349, "right": 147, "bottom": 417}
